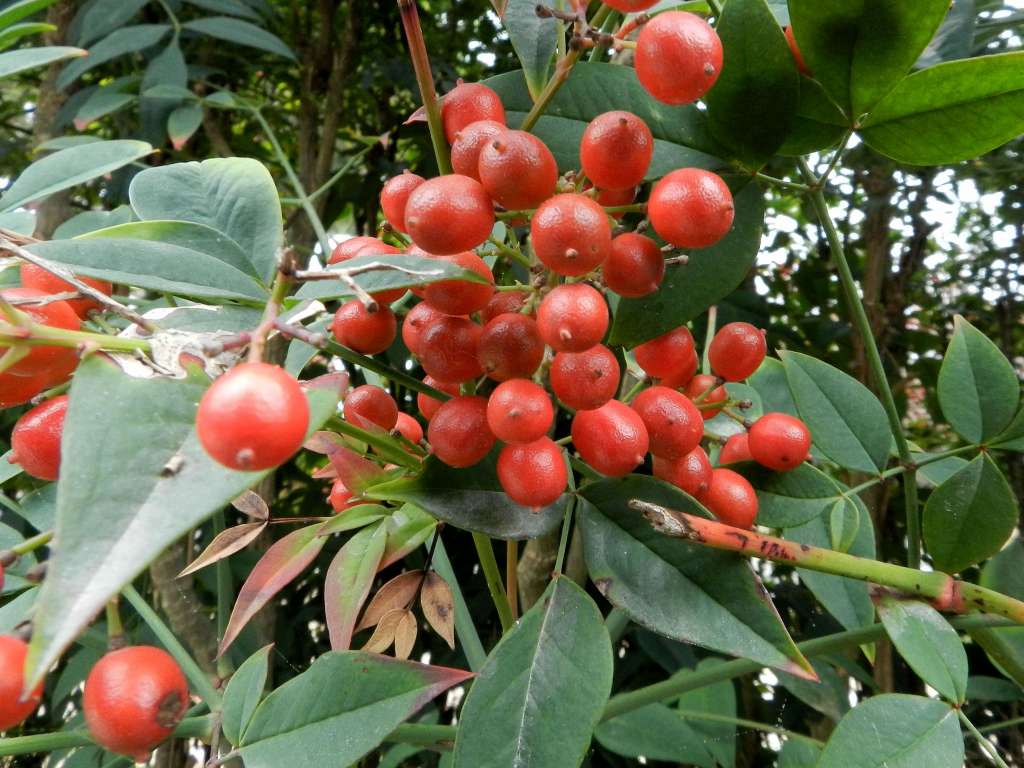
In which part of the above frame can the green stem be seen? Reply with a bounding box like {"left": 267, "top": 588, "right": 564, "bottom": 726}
{"left": 979, "top": 715, "right": 1024, "bottom": 735}
{"left": 488, "top": 236, "right": 531, "bottom": 268}
{"left": 0, "top": 716, "right": 212, "bottom": 757}
{"left": 959, "top": 709, "right": 1011, "bottom": 768}
{"left": 320, "top": 337, "right": 450, "bottom": 401}
{"left": 430, "top": 536, "right": 487, "bottom": 671}
{"left": 676, "top": 709, "right": 824, "bottom": 747}
{"left": 554, "top": 497, "right": 575, "bottom": 574}
{"left": 706, "top": 0, "right": 723, "bottom": 17}
{"left": 398, "top": 0, "right": 451, "bottom": 174}
{"left": 472, "top": 531, "right": 514, "bottom": 633}
{"left": 845, "top": 444, "right": 979, "bottom": 496}
{"left": 755, "top": 172, "right": 809, "bottom": 193}
{"left": 588, "top": 8, "right": 622, "bottom": 62}
{"left": 0, "top": 324, "right": 151, "bottom": 353}
{"left": 799, "top": 158, "right": 921, "bottom": 568}
{"left": 306, "top": 145, "right": 373, "bottom": 204}
{"left": 212, "top": 512, "right": 234, "bottom": 679}
{"left": 153, "top": 0, "right": 182, "bottom": 33}
{"left": 105, "top": 598, "right": 123, "bottom": 644}
{"left": 621, "top": 377, "right": 646, "bottom": 403}
{"left": 702, "top": 304, "right": 717, "bottom": 375}
{"left": 328, "top": 416, "right": 422, "bottom": 469}
{"left": 10, "top": 530, "right": 52, "bottom": 556}
{"left": 122, "top": 585, "right": 222, "bottom": 711}
{"left": 387, "top": 722, "right": 456, "bottom": 751}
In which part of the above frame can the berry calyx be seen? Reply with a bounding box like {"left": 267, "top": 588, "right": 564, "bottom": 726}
{"left": 649, "top": 168, "right": 734, "bottom": 249}
{"left": 451, "top": 119, "right": 505, "bottom": 181}
{"left": 478, "top": 312, "right": 545, "bottom": 381}
{"left": 748, "top": 412, "right": 811, "bottom": 471}
{"left": 630, "top": 385, "right": 703, "bottom": 460}
{"left": 571, "top": 399, "right": 649, "bottom": 477}
{"left": 422, "top": 251, "right": 495, "bottom": 315}
{"left": 784, "top": 26, "right": 811, "bottom": 76}
{"left": 718, "top": 432, "right": 753, "bottom": 465}
{"left": 635, "top": 11, "right": 723, "bottom": 105}
{"left": 536, "top": 283, "right": 609, "bottom": 352}
{"left": 404, "top": 175, "right": 495, "bottom": 255}
{"left": 332, "top": 300, "right": 397, "bottom": 355}
{"left": 701, "top": 468, "right": 758, "bottom": 529}
{"left": 83, "top": 646, "right": 188, "bottom": 762}
{"left": 604, "top": 233, "right": 665, "bottom": 298}
{"left": 478, "top": 129, "right": 559, "bottom": 211}
{"left": 708, "top": 322, "right": 767, "bottom": 381}
{"left": 634, "top": 326, "right": 696, "bottom": 380}
{"left": 196, "top": 363, "right": 309, "bottom": 471}
{"left": 441, "top": 82, "right": 506, "bottom": 143}
{"left": 580, "top": 111, "right": 654, "bottom": 191}
{"left": 344, "top": 384, "right": 399, "bottom": 431}
{"left": 395, "top": 412, "right": 424, "bottom": 445}
{"left": 653, "top": 446, "right": 712, "bottom": 497}
{"left": 417, "top": 377, "right": 460, "bottom": 421}
{"left": 418, "top": 315, "right": 484, "bottom": 383}
{"left": 530, "top": 194, "right": 612, "bottom": 276}
{"left": 486, "top": 379, "right": 554, "bottom": 444}
{"left": 380, "top": 171, "right": 425, "bottom": 235}
{"left": 497, "top": 437, "right": 567, "bottom": 508}
{"left": 20, "top": 263, "right": 113, "bottom": 319}
{"left": 427, "top": 395, "right": 495, "bottom": 468}
{"left": 685, "top": 374, "right": 728, "bottom": 419}
{"left": 0, "top": 635, "right": 43, "bottom": 730}
{"left": 0, "top": 288, "right": 81, "bottom": 378}
{"left": 9, "top": 394, "right": 68, "bottom": 481}
{"left": 550, "top": 344, "right": 620, "bottom": 411}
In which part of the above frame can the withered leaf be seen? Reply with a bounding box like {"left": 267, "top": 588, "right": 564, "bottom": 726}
{"left": 361, "top": 608, "right": 407, "bottom": 654}
{"left": 231, "top": 490, "right": 269, "bottom": 522}
{"left": 420, "top": 571, "right": 456, "bottom": 649}
{"left": 394, "top": 610, "right": 418, "bottom": 660}
{"left": 177, "top": 521, "right": 266, "bottom": 577}
{"left": 356, "top": 570, "right": 423, "bottom": 632}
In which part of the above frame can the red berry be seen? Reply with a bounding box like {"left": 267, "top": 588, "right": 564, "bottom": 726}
{"left": 605, "top": 233, "right": 665, "bottom": 298}
{"left": 478, "top": 129, "right": 559, "bottom": 211}
{"left": 497, "top": 437, "right": 567, "bottom": 508}
{"left": 571, "top": 399, "right": 649, "bottom": 477}
{"left": 0, "top": 370, "right": 47, "bottom": 408}
{"left": 404, "top": 175, "right": 495, "bottom": 255}
{"left": 634, "top": 326, "right": 695, "bottom": 380}
{"left": 630, "top": 385, "right": 703, "bottom": 460}
{"left": 427, "top": 395, "right": 495, "bottom": 467}
{"left": 719, "top": 432, "right": 753, "bottom": 465}
{"left": 649, "top": 168, "right": 734, "bottom": 249}
{"left": 580, "top": 111, "right": 654, "bottom": 191}
{"left": 332, "top": 300, "right": 397, "bottom": 355}
{"left": 701, "top": 468, "right": 758, "bottom": 528}
{"left": 395, "top": 412, "right": 424, "bottom": 445}
{"left": 329, "top": 479, "right": 356, "bottom": 512}
{"left": 441, "top": 82, "right": 506, "bottom": 143}
{"left": 9, "top": 394, "right": 68, "bottom": 481}
{"left": 402, "top": 302, "right": 449, "bottom": 356}
{"left": 0, "top": 288, "right": 80, "bottom": 378}
{"left": 328, "top": 237, "right": 404, "bottom": 303}
{"left": 422, "top": 251, "right": 495, "bottom": 315}
{"left": 685, "top": 374, "right": 728, "bottom": 420}
{"left": 536, "top": 283, "right": 608, "bottom": 352}
{"left": 530, "top": 194, "right": 612, "bottom": 276}
{"left": 635, "top": 11, "right": 723, "bottom": 105}
{"left": 197, "top": 363, "right": 309, "bottom": 471}
{"left": 380, "top": 171, "right": 425, "bottom": 235}
{"left": 653, "top": 446, "right": 712, "bottom": 497}
{"left": 343, "top": 384, "right": 398, "bottom": 431}
{"left": 418, "top": 315, "right": 484, "bottom": 383}
{"left": 478, "top": 312, "right": 544, "bottom": 382}
{"left": 83, "top": 646, "right": 188, "bottom": 762}
{"left": 20, "top": 263, "right": 113, "bottom": 318}
{"left": 708, "top": 322, "right": 766, "bottom": 382}
{"left": 451, "top": 119, "right": 505, "bottom": 181}
{"left": 417, "top": 377, "right": 460, "bottom": 421}
{"left": 602, "top": 0, "right": 658, "bottom": 10}
{"left": 550, "top": 344, "right": 620, "bottom": 411}
{"left": 748, "top": 412, "right": 811, "bottom": 471}
{"left": 659, "top": 348, "right": 700, "bottom": 390}
{"left": 486, "top": 379, "right": 553, "bottom": 444}
{"left": 784, "top": 26, "right": 811, "bottom": 76}
{"left": 592, "top": 185, "right": 636, "bottom": 220}
{"left": 482, "top": 290, "right": 530, "bottom": 323}
{"left": 0, "top": 635, "right": 43, "bottom": 730}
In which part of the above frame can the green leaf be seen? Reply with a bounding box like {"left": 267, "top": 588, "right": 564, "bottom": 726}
{"left": 609, "top": 183, "right": 764, "bottom": 346}
{"left": 0, "top": 587, "right": 37, "bottom": 633}
{"left": 704, "top": 0, "right": 798, "bottom": 167}
{"left": 917, "top": 0, "right": 978, "bottom": 68}
{"left": 595, "top": 704, "right": 718, "bottom": 767}
{"left": 294, "top": 254, "right": 489, "bottom": 303}
{"left": 367, "top": 449, "right": 567, "bottom": 541}
{"left": 0, "top": 210, "right": 35, "bottom": 236}
{"left": 937, "top": 315, "right": 1019, "bottom": 443}
{"left": 184, "top": 0, "right": 263, "bottom": 20}
{"left": 749, "top": 357, "right": 800, "bottom": 416}
{"left": 966, "top": 675, "right": 1023, "bottom": 702}
{"left": 501, "top": 0, "right": 557, "bottom": 101}
{"left": 972, "top": 541, "right": 1024, "bottom": 687}
{"left": 0, "top": 139, "right": 153, "bottom": 213}
{"left": 778, "top": 740, "right": 822, "bottom": 768}
{"left": 52, "top": 207, "right": 130, "bottom": 240}
{"left": 453, "top": 578, "right": 613, "bottom": 768}
{"left": 780, "top": 350, "right": 891, "bottom": 474}
{"left": 777, "top": 659, "right": 850, "bottom": 722}
{"left": 817, "top": 694, "right": 963, "bottom": 768}
{"left": 828, "top": 496, "right": 859, "bottom": 553}
{"left": 57, "top": 25, "right": 171, "bottom": 89}
{"left": 486, "top": 63, "right": 726, "bottom": 177}
{"left": 324, "top": 522, "right": 387, "bottom": 651}
{"left": 316, "top": 504, "right": 389, "bottom": 536}
{"left": 24, "top": 357, "right": 340, "bottom": 687}
{"left": 788, "top": 0, "right": 949, "bottom": 118}
{"left": 913, "top": 452, "right": 971, "bottom": 487}
{"left": 756, "top": 463, "right": 844, "bottom": 528}
{"left": 0, "top": 45, "right": 84, "bottom": 79}
{"left": 785, "top": 495, "right": 875, "bottom": 631}
{"left": 183, "top": 16, "right": 296, "bottom": 60}
{"left": 0, "top": 22, "right": 56, "bottom": 51}
{"left": 579, "top": 476, "right": 813, "bottom": 676}
{"left": 380, "top": 504, "right": 436, "bottom": 569}
{"left": 130, "top": 158, "right": 284, "bottom": 282}
{"left": 222, "top": 644, "right": 273, "bottom": 746}
{"left": 860, "top": 52, "right": 1024, "bottom": 165}
{"left": 676, "top": 659, "right": 737, "bottom": 768}
{"left": 140, "top": 41, "right": 187, "bottom": 145}
{"left": 992, "top": 406, "right": 1024, "bottom": 452}
{"left": 0, "top": 0, "right": 62, "bottom": 30}
{"left": 922, "top": 453, "right": 1016, "bottom": 574}
{"left": 878, "top": 598, "right": 968, "bottom": 704}
{"left": 70, "top": 0, "right": 148, "bottom": 46}
{"left": 168, "top": 103, "right": 203, "bottom": 149}
{"left": 778, "top": 77, "right": 851, "bottom": 156}
{"left": 239, "top": 652, "right": 471, "bottom": 767}
{"left": 73, "top": 86, "right": 136, "bottom": 130}
{"left": 30, "top": 223, "right": 269, "bottom": 301}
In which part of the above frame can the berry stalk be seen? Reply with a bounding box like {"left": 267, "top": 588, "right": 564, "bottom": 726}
{"left": 398, "top": 0, "right": 451, "bottom": 174}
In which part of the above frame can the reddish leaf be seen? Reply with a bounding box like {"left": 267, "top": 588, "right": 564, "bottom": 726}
{"left": 403, "top": 104, "right": 428, "bottom": 125}
{"left": 305, "top": 431, "right": 344, "bottom": 454}
{"left": 177, "top": 521, "right": 266, "bottom": 578}
{"left": 325, "top": 522, "right": 387, "bottom": 650}
{"left": 328, "top": 444, "right": 389, "bottom": 493}
{"left": 317, "top": 504, "right": 390, "bottom": 537}
{"left": 394, "top": 611, "right": 418, "bottom": 660}
{"left": 312, "top": 463, "right": 337, "bottom": 480}
{"left": 218, "top": 524, "right": 326, "bottom": 657}
{"left": 362, "top": 608, "right": 408, "bottom": 653}
{"left": 303, "top": 371, "right": 349, "bottom": 398}
{"left": 356, "top": 570, "right": 423, "bottom": 632}
{"left": 232, "top": 490, "right": 269, "bottom": 522}
{"left": 420, "top": 571, "right": 456, "bottom": 650}
{"left": 380, "top": 505, "right": 437, "bottom": 570}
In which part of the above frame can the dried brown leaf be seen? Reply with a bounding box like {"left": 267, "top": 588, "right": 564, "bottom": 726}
{"left": 361, "top": 608, "right": 407, "bottom": 654}
{"left": 231, "top": 490, "right": 269, "bottom": 521}
{"left": 394, "top": 610, "right": 418, "bottom": 660}
{"left": 420, "top": 571, "right": 456, "bottom": 649}
{"left": 177, "top": 521, "right": 266, "bottom": 577}
{"left": 356, "top": 570, "right": 423, "bottom": 632}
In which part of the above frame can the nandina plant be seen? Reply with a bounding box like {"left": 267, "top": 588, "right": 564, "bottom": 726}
{"left": 0, "top": 0, "right": 1022, "bottom": 766}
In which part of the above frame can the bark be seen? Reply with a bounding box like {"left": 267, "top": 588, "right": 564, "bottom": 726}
{"left": 516, "top": 533, "right": 558, "bottom": 610}
{"left": 148, "top": 540, "right": 219, "bottom": 676}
